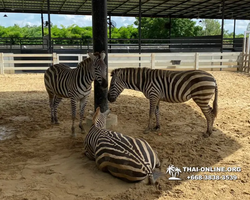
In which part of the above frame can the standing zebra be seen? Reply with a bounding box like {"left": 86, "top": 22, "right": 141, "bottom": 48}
{"left": 108, "top": 68, "right": 218, "bottom": 137}
{"left": 84, "top": 107, "right": 161, "bottom": 184}
{"left": 44, "top": 51, "right": 107, "bottom": 137}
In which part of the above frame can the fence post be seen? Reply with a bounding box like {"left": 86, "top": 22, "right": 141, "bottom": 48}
{"left": 151, "top": 53, "right": 155, "bottom": 69}
{"left": 237, "top": 52, "right": 243, "bottom": 72}
{"left": 52, "top": 53, "right": 58, "bottom": 65}
{"left": 0, "top": 53, "right": 4, "bottom": 74}
{"left": 248, "top": 53, "right": 250, "bottom": 74}
{"left": 57, "top": 53, "right": 60, "bottom": 64}
{"left": 195, "top": 53, "right": 199, "bottom": 70}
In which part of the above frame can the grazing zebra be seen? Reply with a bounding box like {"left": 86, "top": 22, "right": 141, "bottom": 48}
{"left": 44, "top": 51, "right": 107, "bottom": 137}
{"left": 108, "top": 68, "right": 218, "bottom": 137}
{"left": 84, "top": 107, "right": 161, "bottom": 184}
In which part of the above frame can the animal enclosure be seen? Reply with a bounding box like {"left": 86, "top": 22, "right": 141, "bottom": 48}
{"left": 0, "top": 71, "right": 250, "bottom": 200}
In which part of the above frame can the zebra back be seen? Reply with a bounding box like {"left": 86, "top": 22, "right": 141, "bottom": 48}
{"left": 108, "top": 67, "right": 217, "bottom": 103}
{"left": 84, "top": 107, "right": 160, "bottom": 184}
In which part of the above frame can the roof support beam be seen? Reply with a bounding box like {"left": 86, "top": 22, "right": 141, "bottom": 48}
{"left": 168, "top": 0, "right": 211, "bottom": 17}
{"left": 123, "top": 0, "right": 150, "bottom": 15}
{"left": 75, "top": 0, "right": 87, "bottom": 13}
{"left": 0, "top": 0, "right": 5, "bottom": 8}
{"left": 197, "top": 0, "right": 242, "bottom": 18}
{"left": 41, "top": 0, "right": 46, "bottom": 10}
{"left": 141, "top": 0, "right": 171, "bottom": 15}
{"left": 151, "top": 0, "right": 191, "bottom": 16}
{"left": 109, "top": 0, "right": 129, "bottom": 13}
{"left": 59, "top": 0, "right": 68, "bottom": 11}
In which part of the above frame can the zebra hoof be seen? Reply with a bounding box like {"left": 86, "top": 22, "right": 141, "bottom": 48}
{"left": 203, "top": 132, "right": 211, "bottom": 138}
{"left": 79, "top": 124, "right": 86, "bottom": 134}
{"left": 153, "top": 126, "right": 160, "bottom": 131}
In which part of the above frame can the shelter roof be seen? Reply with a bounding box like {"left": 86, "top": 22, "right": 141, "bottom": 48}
{"left": 0, "top": 0, "right": 250, "bottom": 20}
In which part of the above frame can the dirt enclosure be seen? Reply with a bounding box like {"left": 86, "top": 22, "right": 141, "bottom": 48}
{"left": 0, "top": 71, "right": 250, "bottom": 200}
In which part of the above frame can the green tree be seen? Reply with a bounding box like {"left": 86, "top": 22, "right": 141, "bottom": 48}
{"left": 134, "top": 17, "right": 202, "bottom": 38}
{"left": 200, "top": 19, "right": 221, "bottom": 36}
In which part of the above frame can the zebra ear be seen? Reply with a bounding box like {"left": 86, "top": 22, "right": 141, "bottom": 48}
{"left": 88, "top": 52, "right": 95, "bottom": 60}
{"left": 92, "top": 107, "right": 101, "bottom": 126}
{"left": 100, "top": 51, "right": 106, "bottom": 60}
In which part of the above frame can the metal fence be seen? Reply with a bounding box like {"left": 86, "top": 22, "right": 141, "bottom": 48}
{"left": 0, "top": 37, "right": 244, "bottom": 53}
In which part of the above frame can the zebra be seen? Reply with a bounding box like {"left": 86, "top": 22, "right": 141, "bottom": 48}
{"left": 44, "top": 51, "right": 107, "bottom": 137}
{"left": 108, "top": 67, "right": 218, "bottom": 137}
{"left": 83, "top": 107, "right": 161, "bottom": 184}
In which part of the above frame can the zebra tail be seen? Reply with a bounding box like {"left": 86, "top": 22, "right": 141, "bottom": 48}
{"left": 213, "top": 84, "right": 218, "bottom": 118}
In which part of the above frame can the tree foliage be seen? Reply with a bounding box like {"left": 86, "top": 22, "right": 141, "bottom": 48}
{"left": 134, "top": 17, "right": 203, "bottom": 38}
{"left": 0, "top": 18, "right": 244, "bottom": 44}
{"left": 199, "top": 19, "right": 221, "bottom": 36}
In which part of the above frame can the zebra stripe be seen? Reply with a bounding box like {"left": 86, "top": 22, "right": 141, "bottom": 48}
{"left": 108, "top": 67, "right": 218, "bottom": 137}
{"left": 84, "top": 107, "right": 160, "bottom": 184}
{"left": 44, "top": 52, "right": 107, "bottom": 137}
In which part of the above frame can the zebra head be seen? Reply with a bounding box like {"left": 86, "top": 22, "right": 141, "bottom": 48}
{"left": 88, "top": 51, "right": 108, "bottom": 88}
{"left": 108, "top": 68, "right": 124, "bottom": 103}
{"left": 93, "top": 107, "right": 110, "bottom": 129}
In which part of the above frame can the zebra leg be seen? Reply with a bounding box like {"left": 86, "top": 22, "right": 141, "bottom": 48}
{"left": 154, "top": 101, "right": 160, "bottom": 131}
{"left": 199, "top": 105, "right": 215, "bottom": 137}
{"left": 49, "top": 95, "right": 55, "bottom": 123}
{"left": 79, "top": 96, "right": 88, "bottom": 134}
{"left": 53, "top": 96, "right": 62, "bottom": 124}
{"left": 70, "top": 98, "right": 77, "bottom": 137}
{"left": 144, "top": 98, "right": 158, "bottom": 134}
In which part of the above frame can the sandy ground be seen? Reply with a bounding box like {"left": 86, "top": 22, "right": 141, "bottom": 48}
{"left": 0, "top": 71, "right": 250, "bottom": 200}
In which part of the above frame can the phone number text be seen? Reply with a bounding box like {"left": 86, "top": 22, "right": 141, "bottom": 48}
{"left": 187, "top": 175, "right": 238, "bottom": 180}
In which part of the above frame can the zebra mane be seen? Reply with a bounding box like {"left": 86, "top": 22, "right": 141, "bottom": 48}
{"left": 76, "top": 57, "right": 92, "bottom": 68}
{"left": 93, "top": 52, "right": 102, "bottom": 58}
{"left": 111, "top": 67, "right": 151, "bottom": 74}
{"left": 110, "top": 68, "right": 120, "bottom": 76}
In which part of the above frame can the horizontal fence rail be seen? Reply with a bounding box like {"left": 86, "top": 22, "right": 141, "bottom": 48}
{"left": 0, "top": 52, "right": 242, "bottom": 74}
{"left": 0, "top": 37, "right": 244, "bottom": 52}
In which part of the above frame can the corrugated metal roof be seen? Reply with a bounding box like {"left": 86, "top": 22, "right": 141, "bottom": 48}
{"left": 0, "top": 0, "right": 250, "bottom": 20}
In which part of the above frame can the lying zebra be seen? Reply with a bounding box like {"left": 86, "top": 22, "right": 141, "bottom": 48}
{"left": 44, "top": 51, "right": 107, "bottom": 137}
{"left": 84, "top": 107, "right": 161, "bottom": 184}
{"left": 108, "top": 68, "right": 218, "bottom": 137}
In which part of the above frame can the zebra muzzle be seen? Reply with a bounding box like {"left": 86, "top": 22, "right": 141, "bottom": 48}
{"left": 101, "top": 77, "right": 108, "bottom": 88}
{"left": 107, "top": 93, "right": 116, "bottom": 103}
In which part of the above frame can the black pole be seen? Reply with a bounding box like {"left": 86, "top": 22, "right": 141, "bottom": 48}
{"left": 92, "top": 0, "right": 109, "bottom": 113}
{"left": 220, "top": 0, "right": 225, "bottom": 53}
{"left": 41, "top": 13, "right": 44, "bottom": 37}
{"left": 47, "top": 0, "right": 52, "bottom": 53}
{"left": 233, "top": 19, "right": 236, "bottom": 50}
{"left": 220, "top": 0, "right": 225, "bottom": 71}
{"left": 108, "top": 14, "right": 112, "bottom": 53}
{"left": 138, "top": 0, "right": 142, "bottom": 67}
{"left": 169, "top": 16, "right": 172, "bottom": 38}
